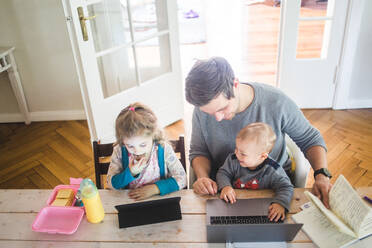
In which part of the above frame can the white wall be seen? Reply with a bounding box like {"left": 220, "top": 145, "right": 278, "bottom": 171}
{"left": 334, "top": 0, "right": 372, "bottom": 109}
{"left": 0, "top": 0, "right": 85, "bottom": 122}
{"left": 348, "top": 2, "right": 372, "bottom": 101}
{"left": 0, "top": 72, "right": 19, "bottom": 113}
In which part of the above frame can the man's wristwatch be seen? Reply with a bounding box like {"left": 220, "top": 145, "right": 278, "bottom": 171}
{"left": 314, "top": 168, "right": 332, "bottom": 179}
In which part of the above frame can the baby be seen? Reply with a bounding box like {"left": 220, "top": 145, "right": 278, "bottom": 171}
{"left": 216, "top": 122, "right": 293, "bottom": 222}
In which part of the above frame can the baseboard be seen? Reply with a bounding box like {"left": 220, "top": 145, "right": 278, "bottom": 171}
{"left": 0, "top": 113, "right": 25, "bottom": 123}
{"left": 347, "top": 99, "right": 372, "bottom": 109}
{"left": 0, "top": 110, "right": 86, "bottom": 123}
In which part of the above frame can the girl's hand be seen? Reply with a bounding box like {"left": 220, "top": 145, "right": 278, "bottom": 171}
{"left": 128, "top": 184, "right": 160, "bottom": 201}
{"left": 128, "top": 156, "right": 147, "bottom": 176}
{"left": 268, "top": 203, "right": 285, "bottom": 222}
{"left": 220, "top": 186, "right": 236, "bottom": 204}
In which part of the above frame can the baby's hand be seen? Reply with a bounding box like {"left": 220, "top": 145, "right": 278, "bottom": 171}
{"left": 128, "top": 184, "right": 160, "bottom": 201}
{"left": 129, "top": 157, "right": 147, "bottom": 176}
{"left": 220, "top": 186, "right": 236, "bottom": 204}
{"left": 268, "top": 203, "right": 285, "bottom": 222}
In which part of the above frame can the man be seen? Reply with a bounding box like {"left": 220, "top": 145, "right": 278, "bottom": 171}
{"left": 185, "top": 57, "right": 332, "bottom": 208}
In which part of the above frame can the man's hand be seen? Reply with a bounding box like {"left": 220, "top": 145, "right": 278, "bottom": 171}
{"left": 305, "top": 146, "right": 331, "bottom": 208}
{"left": 128, "top": 184, "right": 160, "bottom": 201}
{"left": 312, "top": 174, "right": 332, "bottom": 208}
{"left": 192, "top": 177, "right": 218, "bottom": 195}
{"left": 220, "top": 186, "right": 236, "bottom": 204}
{"left": 268, "top": 203, "right": 285, "bottom": 222}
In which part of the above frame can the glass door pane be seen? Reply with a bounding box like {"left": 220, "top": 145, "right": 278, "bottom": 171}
{"left": 86, "top": 0, "right": 171, "bottom": 99}
{"left": 135, "top": 34, "right": 172, "bottom": 83}
{"left": 130, "top": 0, "right": 169, "bottom": 41}
{"left": 299, "top": 0, "right": 329, "bottom": 17}
{"left": 296, "top": 0, "right": 333, "bottom": 59}
{"left": 97, "top": 47, "right": 137, "bottom": 98}
{"left": 296, "top": 20, "right": 328, "bottom": 59}
{"left": 88, "top": 0, "right": 132, "bottom": 52}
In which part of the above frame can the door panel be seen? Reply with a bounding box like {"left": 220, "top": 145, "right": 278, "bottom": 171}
{"left": 278, "top": 0, "right": 348, "bottom": 108}
{"left": 64, "top": 0, "right": 183, "bottom": 142}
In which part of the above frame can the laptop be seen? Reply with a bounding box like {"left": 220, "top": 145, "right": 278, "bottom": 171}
{"left": 206, "top": 198, "right": 303, "bottom": 243}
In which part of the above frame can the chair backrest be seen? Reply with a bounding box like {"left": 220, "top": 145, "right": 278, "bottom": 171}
{"left": 93, "top": 141, "right": 114, "bottom": 189}
{"left": 169, "top": 135, "right": 186, "bottom": 171}
{"left": 93, "top": 135, "right": 186, "bottom": 189}
{"left": 285, "top": 134, "right": 311, "bottom": 188}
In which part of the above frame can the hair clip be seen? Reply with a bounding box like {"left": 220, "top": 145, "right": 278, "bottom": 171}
{"left": 129, "top": 107, "right": 135, "bottom": 112}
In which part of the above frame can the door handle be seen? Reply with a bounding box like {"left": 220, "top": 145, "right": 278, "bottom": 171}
{"left": 77, "top": 7, "right": 96, "bottom": 41}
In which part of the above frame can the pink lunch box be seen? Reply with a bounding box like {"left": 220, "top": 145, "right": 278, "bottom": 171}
{"left": 31, "top": 178, "right": 85, "bottom": 235}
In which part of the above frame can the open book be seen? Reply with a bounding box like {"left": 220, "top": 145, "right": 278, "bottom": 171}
{"left": 292, "top": 175, "right": 372, "bottom": 248}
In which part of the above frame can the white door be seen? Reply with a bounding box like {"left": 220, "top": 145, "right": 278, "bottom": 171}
{"left": 63, "top": 0, "right": 183, "bottom": 142}
{"left": 278, "top": 0, "right": 349, "bottom": 108}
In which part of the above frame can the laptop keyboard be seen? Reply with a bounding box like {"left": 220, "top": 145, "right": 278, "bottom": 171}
{"left": 210, "top": 215, "right": 284, "bottom": 225}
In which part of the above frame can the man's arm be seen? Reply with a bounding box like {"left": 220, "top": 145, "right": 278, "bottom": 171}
{"left": 305, "top": 145, "right": 332, "bottom": 208}
{"left": 193, "top": 156, "right": 211, "bottom": 178}
{"left": 189, "top": 109, "right": 217, "bottom": 195}
{"left": 278, "top": 91, "right": 331, "bottom": 207}
{"left": 192, "top": 156, "right": 217, "bottom": 195}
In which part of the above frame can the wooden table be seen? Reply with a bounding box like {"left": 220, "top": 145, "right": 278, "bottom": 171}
{"left": 0, "top": 188, "right": 370, "bottom": 247}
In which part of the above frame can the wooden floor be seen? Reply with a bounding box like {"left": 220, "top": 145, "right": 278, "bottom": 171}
{"left": 0, "top": 109, "right": 371, "bottom": 189}
{"left": 303, "top": 109, "right": 372, "bottom": 188}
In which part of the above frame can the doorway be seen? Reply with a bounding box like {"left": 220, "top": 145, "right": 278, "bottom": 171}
{"left": 176, "top": 0, "right": 329, "bottom": 164}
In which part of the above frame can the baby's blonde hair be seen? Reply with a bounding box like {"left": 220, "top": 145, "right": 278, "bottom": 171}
{"left": 115, "top": 102, "right": 164, "bottom": 146}
{"left": 236, "top": 122, "right": 276, "bottom": 153}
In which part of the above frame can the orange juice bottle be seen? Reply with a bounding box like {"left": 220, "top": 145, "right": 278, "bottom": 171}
{"left": 80, "top": 179, "right": 105, "bottom": 223}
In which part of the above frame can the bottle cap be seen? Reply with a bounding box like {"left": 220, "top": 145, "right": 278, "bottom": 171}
{"left": 79, "top": 179, "right": 97, "bottom": 199}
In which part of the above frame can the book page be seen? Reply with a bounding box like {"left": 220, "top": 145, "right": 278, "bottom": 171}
{"left": 305, "top": 191, "right": 356, "bottom": 237}
{"left": 329, "top": 175, "right": 372, "bottom": 237}
{"left": 355, "top": 209, "right": 372, "bottom": 237}
{"left": 348, "top": 235, "right": 372, "bottom": 248}
{"left": 292, "top": 204, "right": 356, "bottom": 248}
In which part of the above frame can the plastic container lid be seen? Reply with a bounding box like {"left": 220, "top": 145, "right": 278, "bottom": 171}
{"left": 32, "top": 206, "right": 84, "bottom": 234}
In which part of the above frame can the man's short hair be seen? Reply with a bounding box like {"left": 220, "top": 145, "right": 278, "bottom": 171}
{"left": 185, "top": 57, "right": 235, "bottom": 107}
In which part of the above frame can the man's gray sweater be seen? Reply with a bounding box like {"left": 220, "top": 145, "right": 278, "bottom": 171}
{"left": 216, "top": 154, "right": 294, "bottom": 211}
{"left": 189, "top": 82, "right": 326, "bottom": 179}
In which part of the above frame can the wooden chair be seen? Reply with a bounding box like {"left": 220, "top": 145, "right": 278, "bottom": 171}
{"left": 93, "top": 141, "right": 114, "bottom": 189}
{"left": 93, "top": 135, "right": 186, "bottom": 189}
{"left": 169, "top": 135, "right": 186, "bottom": 171}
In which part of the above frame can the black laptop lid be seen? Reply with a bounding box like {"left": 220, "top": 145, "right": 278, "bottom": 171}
{"left": 115, "top": 197, "right": 182, "bottom": 228}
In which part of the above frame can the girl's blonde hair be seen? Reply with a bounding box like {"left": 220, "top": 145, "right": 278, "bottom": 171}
{"left": 236, "top": 122, "right": 276, "bottom": 153}
{"left": 115, "top": 102, "right": 164, "bottom": 146}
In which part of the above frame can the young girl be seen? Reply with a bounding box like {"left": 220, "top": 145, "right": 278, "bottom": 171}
{"left": 107, "top": 102, "right": 187, "bottom": 200}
